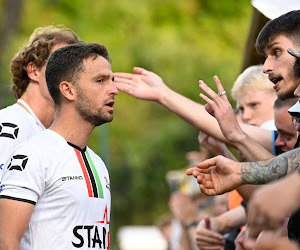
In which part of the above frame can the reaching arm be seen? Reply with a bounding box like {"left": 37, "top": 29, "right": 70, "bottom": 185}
{"left": 209, "top": 205, "right": 246, "bottom": 234}
{"left": 240, "top": 147, "right": 300, "bottom": 184}
{"left": 0, "top": 199, "right": 34, "bottom": 250}
{"left": 197, "top": 76, "right": 274, "bottom": 161}
{"left": 114, "top": 67, "right": 273, "bottom": 155}
{"left": 186, "top": 147, "right": 300, "bottom": 196}
{"left": 197, "top": 131, "right": 260, "bottom": 201}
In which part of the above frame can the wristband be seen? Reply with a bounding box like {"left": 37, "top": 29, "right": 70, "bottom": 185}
{"left": 185, "top": 221, "right": 198, "bottom": 229}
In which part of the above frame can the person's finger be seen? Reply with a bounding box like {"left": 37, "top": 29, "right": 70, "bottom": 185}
{"left": 196, "top": 235, "right": 225, "bottom": 246}
{"left": 133, "top": 66, "right": 147, "bottom": 75}
{"left": 114, "top": 77, "right": 133, "bottom": 86}
{"left": 199, "top": 80, "right": 217, "bottom": 96}
{"left": 194, "top": 171, "right": 205, "bottom": 181}
{"left": 205, "top": 217, "right": 211, "bottom": 230}
{"left": 199, "top": 182, "right": 217, "bottom": 195}
{"left": 199, "top": 92, "right": 214, "bottom": 106}
{"left": 199, "top": 80, "right": 222, "bottom": 105}
{"left": 196, "top": 234, "right": 224, "bottom": 244}
{"left": 201, "top": 179, "right": 214, "bottom": 189}
{"left": 194, "top": 172, "right": 211, "bottom": 186}
{"left": 186, "top": 167, "right": 199, "bottom": 175}
{"left": 196, "top": 232, "right": 224, "bottom": 244}
{"left": 196, "top": 234, "right": 225, "bottom": 249}
{"left": 197, "top": 168, "right": 214, "bottom": 174}
{"left": 198, "top": 246, "right": 225, "bottom": 250}
{"left": 202, "top": 173, "right": 212, "bottom": 180}
{"left": 114, "top": 82, "right": 134, "bottom": 94}
{"left": 213, "top": 75, "right": 228, "bottom": 101}
{"left": 196, "top": 157, "right": 218, "bottom": 170}
{"left": 113, "top": 72, "right": 134, "bottom": 79}
{"left": 204, "top": 103, "right": 215, "bottom": 117}
{"left": 199, "top": 184, "right": 210, "bottom": 195}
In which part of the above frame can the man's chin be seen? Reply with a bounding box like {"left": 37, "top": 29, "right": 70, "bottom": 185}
{"left": 277, "top": 89, "right": 296, "bottom": 100}
{"left": 95, "top": 116, "right": 113, "bottom": 127}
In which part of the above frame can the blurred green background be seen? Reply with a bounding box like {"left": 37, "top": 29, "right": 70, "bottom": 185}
{"left": 0, "top": 0, "right": 256, "bottom": 247}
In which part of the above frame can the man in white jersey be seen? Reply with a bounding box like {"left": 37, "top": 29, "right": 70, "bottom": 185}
{"left": 0, "top": 26, "right": 81, "bottom": 178}
{"left": 0, "top": 43, "right": 118, "bottom": 249}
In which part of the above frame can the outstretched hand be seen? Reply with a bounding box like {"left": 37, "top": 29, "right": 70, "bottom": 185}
{"left": 198, "top": 76, "right": 245, "bottom": 143}
{"left": 186, "top": 155, "right": 243, "bottom": 195}
{"left": 114, "top": 67, "right": 168, "bottom": 101}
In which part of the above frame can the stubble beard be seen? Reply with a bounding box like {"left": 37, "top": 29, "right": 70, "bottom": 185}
{"left": 277, "top": 69, "right": 300, "bottom": 100}
{"left": 75, "top": 91, "right": 113, "bottom": 127}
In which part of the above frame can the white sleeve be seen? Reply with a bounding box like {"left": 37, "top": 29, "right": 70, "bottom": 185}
{"left": 0, "top": 145, "right": 45, "bottom": 204}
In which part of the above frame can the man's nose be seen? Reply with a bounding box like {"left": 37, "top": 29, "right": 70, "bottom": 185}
{"left": 263, "top": 57, "right": 273, "bottom": 74}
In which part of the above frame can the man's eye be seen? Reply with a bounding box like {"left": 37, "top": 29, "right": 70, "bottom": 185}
{"left": 97, "top": 79, "right": 103, "bottom": 83}
{"left": 274, "top": 49, "right": 281, "bottom": 56}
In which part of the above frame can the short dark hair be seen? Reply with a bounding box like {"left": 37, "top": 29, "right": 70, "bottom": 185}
{"left": 256, "top": 10, "right": 300, "bottom": 55}
{"left": 45, "top": 43, "right": 110, "bottom": 105}
{"left": 274, "top": 97, "right": 298, "bottom": 109}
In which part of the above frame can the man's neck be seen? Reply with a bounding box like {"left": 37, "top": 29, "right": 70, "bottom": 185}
{"left": 49, "top": 108, "right": 95, "bottom": 150}
{"left": 20, "top": 88, "right": 55, "bottom": 128}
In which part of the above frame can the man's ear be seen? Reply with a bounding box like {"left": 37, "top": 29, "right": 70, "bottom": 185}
{"left": 59, "top": 81, "right": 76, "bottom": 101}
{"left": 26, "top": 62, "right": 40, "bottom": 82}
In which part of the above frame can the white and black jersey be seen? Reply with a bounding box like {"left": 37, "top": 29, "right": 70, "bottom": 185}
{"left": 0, "top": 129, "right": 111, "bottom": 250}
{"left": 0, "top": 102, "right": 44, "bottom": 180}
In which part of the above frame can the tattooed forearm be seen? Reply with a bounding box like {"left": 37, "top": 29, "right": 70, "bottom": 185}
{"left": 240, "top": 148, "right": 300, "bottom": 184}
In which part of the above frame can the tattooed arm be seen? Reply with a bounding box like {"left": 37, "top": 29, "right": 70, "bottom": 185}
{"left": 241, "top": 147, "right": 300, "bottom": 184}
{"left": 187, "top": 148, "right": 300, "bottom": 196}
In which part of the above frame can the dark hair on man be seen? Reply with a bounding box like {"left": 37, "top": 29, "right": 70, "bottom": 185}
{"left": 10, "top": 25, "right": 81, "bottom": 99}
{"left": 256, "top": 10, "right": 300, "bottom": 55}
{"left": 274, "top": 97, "right": 298, "bottom": 109}
{"left": 45, "top": 43, "right": 110, "bottom": 105}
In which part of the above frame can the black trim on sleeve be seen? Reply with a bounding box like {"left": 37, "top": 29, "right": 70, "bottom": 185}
{"left": 0, "top": 195, "right": 36, "bottom": 205}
